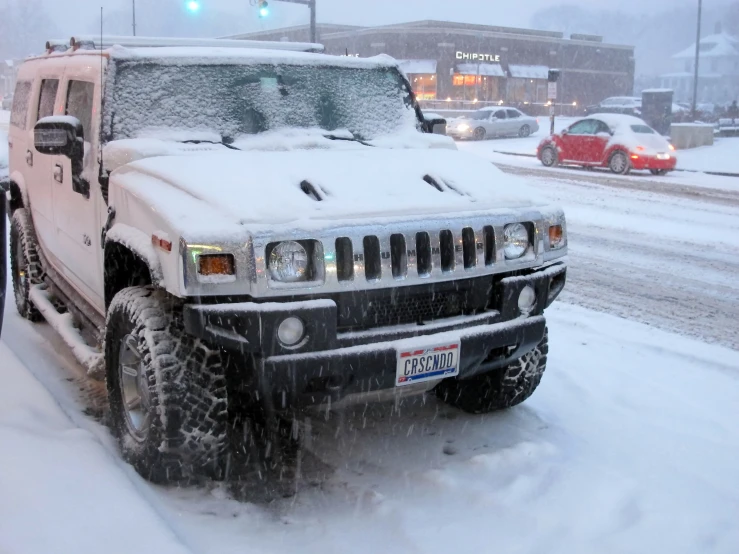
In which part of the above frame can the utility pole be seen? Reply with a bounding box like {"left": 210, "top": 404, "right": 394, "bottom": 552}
{"left": 691, "top": 0, "right": 703, "bottom": 120}
{"left": 132, "top": 0, "right": 137, "bottom": 36}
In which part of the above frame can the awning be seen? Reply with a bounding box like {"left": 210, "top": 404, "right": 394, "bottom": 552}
{"left": 509, "top": 65, "right": 549, "bottom": 79}
{"left": 456, "top": 63, "right": 505, "bottom": 77}
{"left": 397, "top": 59, "right": 437, "bottom": 75}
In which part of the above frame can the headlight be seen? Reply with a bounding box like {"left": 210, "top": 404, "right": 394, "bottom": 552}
{"left": 504, "top": 223, "right": 530, "bottom": 259}
{"left": 457, "top": 123, "right": 470, "bottom": 132}
{"left": 269, "top": 241, "right": 309, "bottom": 282}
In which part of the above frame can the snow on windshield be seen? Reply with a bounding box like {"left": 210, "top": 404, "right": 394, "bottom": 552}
{"left": 104, "top": 61, "right": 419, "bottom": 143}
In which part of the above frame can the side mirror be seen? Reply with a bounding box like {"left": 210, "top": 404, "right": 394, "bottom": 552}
{"left": 34, "top": 116, "right": 89, "bottom": 199}
{"left": 34, "top": 116, "right": 84, "bottom": 158}
{"left": 422, "top": 117, "right": 447, "bottom": 135}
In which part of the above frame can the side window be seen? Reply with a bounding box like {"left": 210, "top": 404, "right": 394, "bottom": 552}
{"left": 506, "top": 109, "right": 521, "bottom": 118}
{"left": 10, "top": 80, "right": 32, "bottom": 129}
{"left": 568, "top": 120, "right": 598, "bottom": 135}
{"left": 37, "top": 79, "right": 60, "bottom": 121}
{"left": 595, "top": 121, "right": 612, "bottom": 135}
{"left": 493, "top": 110, "right": 507, "bottom": 119}
{"left": 66, "top": 80, "right": 95, "bottom": 142}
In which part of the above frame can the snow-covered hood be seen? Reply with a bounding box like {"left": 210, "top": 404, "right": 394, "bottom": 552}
{"left": 111, "top": 146, "right": 544, "bottom": 233}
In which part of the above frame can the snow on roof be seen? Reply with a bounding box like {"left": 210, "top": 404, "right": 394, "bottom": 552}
{"left": 107, "top": 46, "right": 399, "bottom": 70}
{"left": 672, "top": 33, "right": 739, "bottom": 59}
{"left": 457, "top": 63, "right": 505, "bottom": 77}
{"left": 588, "top": 113, "right": 649, "bottom": 128}
{"left": 508, "top": 65, "right": 549, "bottom": 79}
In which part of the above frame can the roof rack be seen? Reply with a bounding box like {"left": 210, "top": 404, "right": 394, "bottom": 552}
{"left": 45, "top": 35, "right": 324, "bottom": 54}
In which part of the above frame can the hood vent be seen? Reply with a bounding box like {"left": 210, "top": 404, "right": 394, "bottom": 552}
{"left": 423, "top": 174, "right": 468, "bottom": 197}
{"left": 423, "top": 174, "right": 444, "bottom": 192}
{"left": 300, "top": 180, "right": 324, "bottom": 201}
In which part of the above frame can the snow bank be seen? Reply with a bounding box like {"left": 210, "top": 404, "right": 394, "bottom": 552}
{"left": 0, "top": 342, "right": 189, "bottom": 554}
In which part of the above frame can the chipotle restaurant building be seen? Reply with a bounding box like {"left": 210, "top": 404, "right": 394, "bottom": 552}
{"left": 228, "top": 20, "right": 635, "bottom": 107}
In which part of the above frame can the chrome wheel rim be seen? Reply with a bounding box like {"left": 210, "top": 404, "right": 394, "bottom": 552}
{"left": 542, "top": 148, "right": 555, "bottom": 166}
{"left": 611, "top": 153, "right": 627, "bottom": 173}
{"left": 474, "top": 128, "right": 485, "bottom": 140}
{"left": 519, "top": 125, "right": 530, "bottom": 137}
{"left": 118, "top": 334, "right": 150, "bottom": 441}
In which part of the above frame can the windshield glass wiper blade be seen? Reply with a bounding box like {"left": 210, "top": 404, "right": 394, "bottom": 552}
{"left": 181, "top": 139, "right": 241, "bottom": 151}
{"left": 321, "top": 134, "right": 374, "bottom": 147}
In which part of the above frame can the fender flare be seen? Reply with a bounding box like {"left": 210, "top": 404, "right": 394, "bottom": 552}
{"left": 7, "top": 170, "right": 30, "bottom": 212}
{"left": 104, "top": 223, "right": 164, "bottom": 287}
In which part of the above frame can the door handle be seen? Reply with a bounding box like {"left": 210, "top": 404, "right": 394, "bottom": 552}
{"left": 53, "top": 164, "right": 64, "bottom": 183}
{"left": 26, "top": 150, "right": 33, "bottom": 167}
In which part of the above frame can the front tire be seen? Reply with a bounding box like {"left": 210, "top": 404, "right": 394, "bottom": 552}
{"left": 435, "top": 330, "right": 549, "bottom": 414}
{"left": 10, "top": 209, "right": 43, "bottom": 321}
{"left": 609, "top": 151, "right": 631, "bottom": 174}
{"left": 105, "top": 286, "right": 229, "bottom": 483}
{"left": 518, "top": 124, "right": 531, "bottom": 138}
{"left": 540, "top": 146, "right": 559, "bottom": 167}
{"left": 473, "top": 127, "right": 486, "bottom": 140}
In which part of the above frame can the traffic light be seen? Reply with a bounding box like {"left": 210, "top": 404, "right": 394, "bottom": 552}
{"left": 259, "top": 0, "right": 269, "bottom": 18}
{"left": 548, "top": 69, "right": 561, "bottom": 83}
{"left": 186, "top": 0, "right": 201, "bottom": 12}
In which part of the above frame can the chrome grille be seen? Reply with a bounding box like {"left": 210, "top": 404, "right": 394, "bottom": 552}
{"left": 336, "top": 227, "right": 496, "bottom": 283}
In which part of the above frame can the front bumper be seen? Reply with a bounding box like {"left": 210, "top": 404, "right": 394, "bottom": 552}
{"left": 184, "top": 263, "right": 567, "bottom": 408}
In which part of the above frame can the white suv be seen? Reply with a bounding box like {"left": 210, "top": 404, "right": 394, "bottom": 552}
{"left": 4, "top": 36, "right": 568, "bottom": 484}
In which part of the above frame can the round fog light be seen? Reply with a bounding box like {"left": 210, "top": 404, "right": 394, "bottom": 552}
{"left": 278, "top": 317, "right": 305, "bottom": 347}
{"left": 518, "top": 286, "right": 537, "bottom": 314}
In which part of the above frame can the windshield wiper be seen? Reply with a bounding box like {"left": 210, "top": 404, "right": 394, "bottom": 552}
{"left": 181, "top": 139, "right": 241, "bottom": 151}
{"left": 322, "top": 134, "right": 374, "bottom": 147}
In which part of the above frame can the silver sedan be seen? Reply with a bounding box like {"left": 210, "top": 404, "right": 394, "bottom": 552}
{"left": 448, "top": 107, "right": 539, "bottom": 140}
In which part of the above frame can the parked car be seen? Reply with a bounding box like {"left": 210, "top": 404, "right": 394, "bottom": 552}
{"left": 584, "top": 96, "right": 642, "bottom": 117}
{"left": 6, "top": 35, "right": 567, "bottom": 483}
{"left": 537, "top": 114, "right": 677, "bottom": 175}
{"left": 447, "top": 107, "right": 539, "bottom": 140}
{"left": 1, "top": 94, "right": 12, "bottom": 111}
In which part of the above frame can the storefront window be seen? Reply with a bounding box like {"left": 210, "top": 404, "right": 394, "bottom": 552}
{"left": 506, "top": 78, "right": 547, "bottom": 104}
{"left": 451, "top": 74, "right": 503, "bottom": 102}
{"left": 409, "top": 74, "right": 437, "bottom": 100}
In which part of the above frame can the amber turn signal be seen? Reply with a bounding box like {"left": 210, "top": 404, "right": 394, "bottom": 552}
{"left": 198, "top": 254, "right": 235, "bottom": 276}
{"left": 549, "top": 225, "right": 564, "bottom": 249}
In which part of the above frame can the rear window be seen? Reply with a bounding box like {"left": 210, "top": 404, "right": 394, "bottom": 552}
{"left": 630, "top": 125, "right": 655, "bottom": 134}
{"left": 10, "top": 81, "right": 32, "bottom": 129}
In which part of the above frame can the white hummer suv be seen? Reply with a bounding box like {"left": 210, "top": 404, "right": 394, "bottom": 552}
{"left": 4, "top": 36, "right": 567, "bottom": 483}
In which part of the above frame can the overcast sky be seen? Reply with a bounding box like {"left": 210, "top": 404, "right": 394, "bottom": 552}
{"left": 48, "top": 0, "right": 679, "bottom": 35}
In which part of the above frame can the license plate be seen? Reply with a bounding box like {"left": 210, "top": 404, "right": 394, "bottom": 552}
{"left": 396, "top": 342, "right": 460, "bottom": 387}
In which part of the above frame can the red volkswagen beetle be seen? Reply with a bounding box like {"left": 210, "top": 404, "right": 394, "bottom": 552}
{"left": 537, "top": 114, "right": 677, "bottom": 175}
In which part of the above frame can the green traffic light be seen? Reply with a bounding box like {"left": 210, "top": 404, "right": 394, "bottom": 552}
{"left": 187, "top": 0, "right": 200, "bottom": 12}
{"left": 259, "top": 6, "right": 269, "bottom": 17}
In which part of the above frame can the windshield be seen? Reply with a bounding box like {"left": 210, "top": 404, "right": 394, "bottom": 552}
{"left": 630, "top": 124, "right": 655, "bottom": 134}
{"left": 105, "top": 61, "right": 419, "bottom": 142}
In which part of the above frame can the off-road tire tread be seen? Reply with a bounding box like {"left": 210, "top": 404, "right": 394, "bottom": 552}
{"left": 10, "top": 209, "right": 43, "bottom": 321}
{"left": 436, "top": 330, "right": 549, "bottom": 414}
{"left": 105, "top": 286, "right": 229, "bottom": 483}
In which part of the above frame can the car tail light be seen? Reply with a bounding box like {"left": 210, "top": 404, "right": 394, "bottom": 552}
{"left": 669, "top": 144, "right": 676, "bottom": 151}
